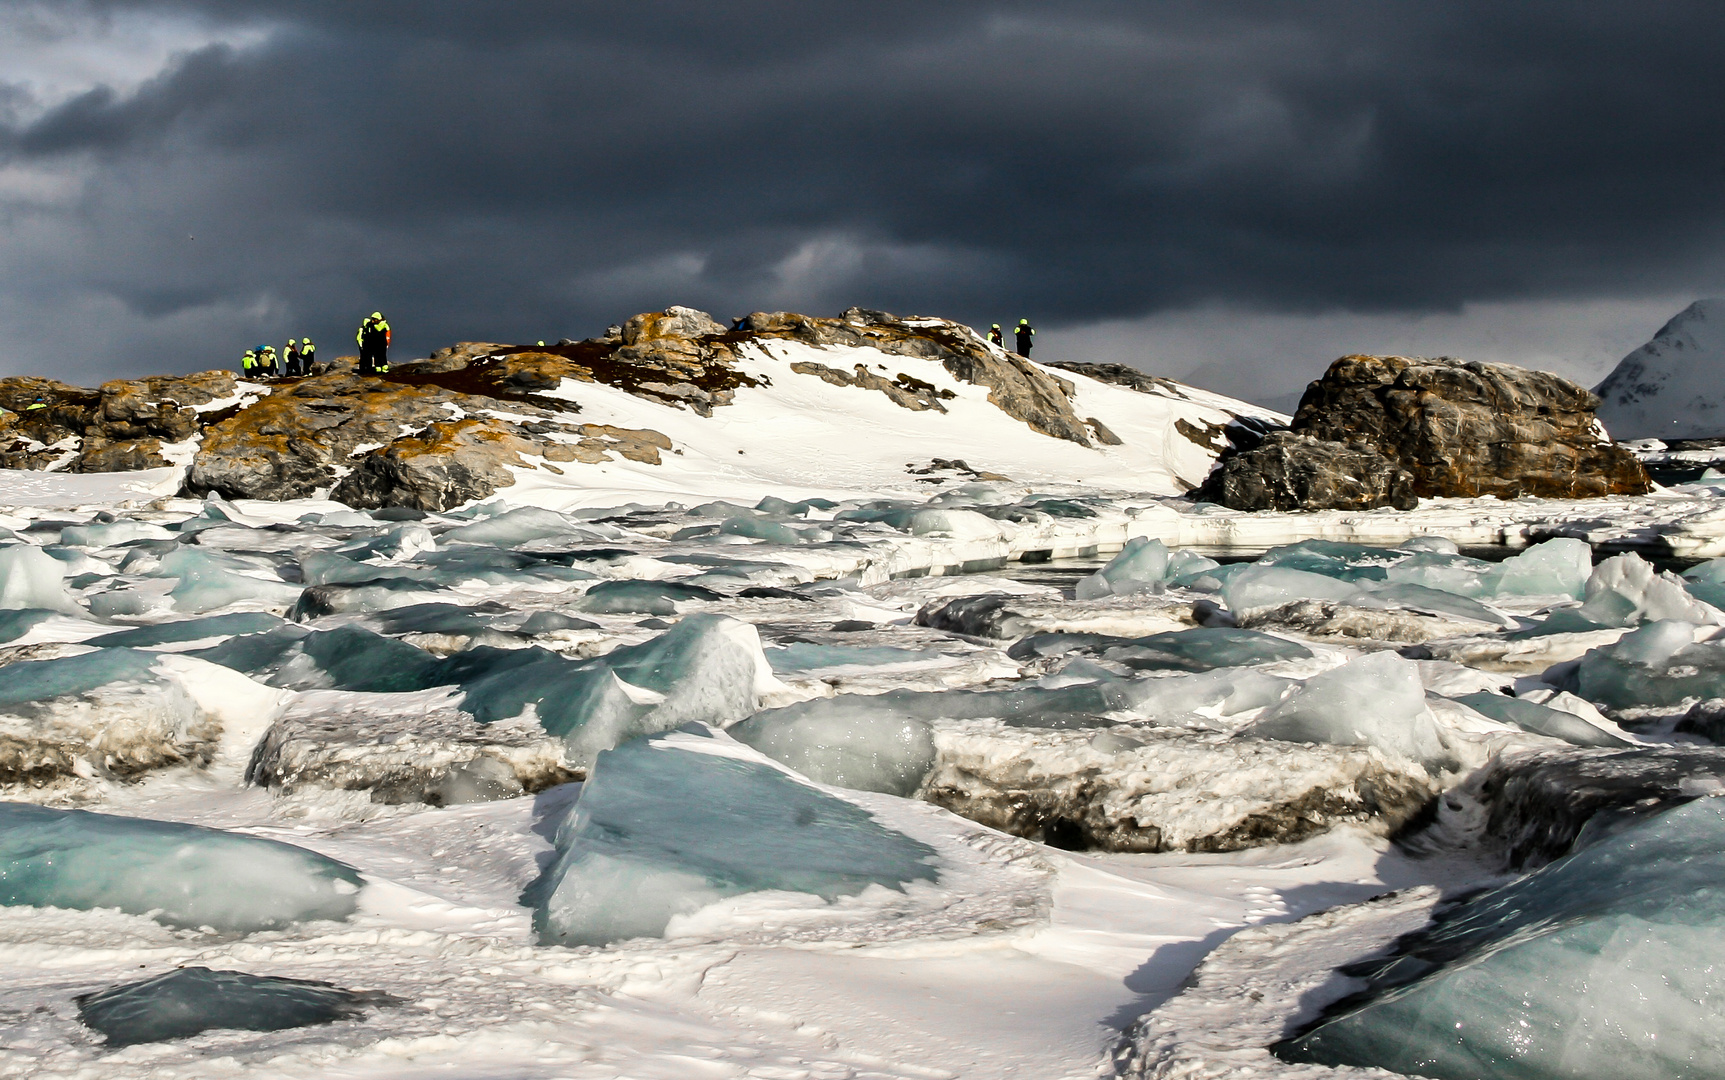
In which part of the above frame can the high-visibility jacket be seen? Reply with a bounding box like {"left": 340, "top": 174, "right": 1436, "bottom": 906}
{"left": 302, "top": 341, "right": 316, "bottom": 359}
{"left": 357, "top": 318, "right": 391, "bottom": 346}
{"left": 241, "top": 351, "right": 256, "bottom": 372}
{"left": 24, "top": 402, "right": 46, "bottom": 411}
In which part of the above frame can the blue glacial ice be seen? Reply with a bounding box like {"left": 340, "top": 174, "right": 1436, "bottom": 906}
{"left": 161, "top": 548, "right": 302, "bottom": 613}
{"left": 1574, "top": 553, "right": 1725, "bottom": 627}
{"left": 1075, "top": 537, "right": 1168, "bottom": 599}
{"left": 1570, "top": 619, "right": 1725, "bottom": 709}
{"left": 76, "top": 966, "right": 395, "bottom": 1046}
{"left": 84, "top": 611, "right": 284, "bottom": 649}
{"left": 1452, "top": 691, "right": 1630, "bottom": 747}
{"left": 0, "top": 803, "right": 361, "bottom": 931}
{"left": 577, "top": 578, "right": 724, "bottom": 615}
{"left": 1277, "top": 797, "right": 1725, "bottom": 1080}
{"left": 525, "top": 731, "right": 938, "bottom": 946}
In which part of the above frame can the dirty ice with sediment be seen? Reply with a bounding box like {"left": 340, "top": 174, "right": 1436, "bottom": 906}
{"left": 2, "top": 307, "right": 1725, "bottom": 1079}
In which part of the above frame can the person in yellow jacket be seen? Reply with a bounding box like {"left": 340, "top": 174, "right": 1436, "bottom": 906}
{"left": 283, "top": 339, "right": 302, "bottom": 377}
{"left": 240, "top": 348, "right": 258, "bottom": 376}
{"left": 357, "top": 312, "right": 391, "bottom": 374}
{"left": 257, "top": 344, "right": 279, "bottom": 378}
{"left": 300, "top": 337, "right": 316, "bottom": 373}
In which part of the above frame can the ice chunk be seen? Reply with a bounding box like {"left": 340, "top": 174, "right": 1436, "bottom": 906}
{"left": 717, "top": 517, "right": 811, "bottom": 544}
{"left": 524, "top": 732, "right": 938, "bottom": 946}
{"left": 1486, "top": 537, "right": 1591, "bottom": 599}
{"left": 730, "top": 698, "right": 936, "bottom": 795}
{"left": 1075, "top": 537, "right": 1168, "bottom": 600}
{"left": 0, "top": 803, "right": 361, "bottom": 931}
{"left": 577, "top": 579, "right": 724, "bottom": 615}
{"left": 1164, "top": 548, "right": 1221, "bottom": 580}
{"left": 1453, "top": 692, "right": 1629, "bottom": 747}
{"left": 1256, "top": 539, "right": 1396, "bottom": 581}
{"left": 1398, "top": 535, "right": 1460, "bottom": 554}
{"left": 426, "top": 756, "right": 525, "bottom": 805}
{"left": 441, "top": 506, "right": 594, "bottom": 546}
{"left": 1572, "top": 620, "right": 1725, "bottom": 709}
{"left": 58, "top": 520, "right": 173, "bottom": 548}
{"left": 161, "top": 548, "right": 301, "bottom": 613}
{"left": 1095, "top": 627, "right": 1313, "bottom": 672}
{"left": 1248, "top": 651, "right": 1448, "bottom": 766}
{"left": 0, "top": 545, "right": 78, "bottom": 612}
{"left": 84, "top": 611, "right": 283, "bottom": 649}
{"left": 763, "top": 642, "right": 939, "bottom": 673}
{"left": 1127, "top": 667, "right": 1294, "bottom": 724}
{"left": 1221, "top": 565, "right": 1358, "bottom": 620}
{"left": 1277, "top": 798, "right": 1725, "bottom": 1080}
{"left": 460, "top": 614, "right": 784, "bottom": 763}
{"left": 1383, "top": 550, "right": 1499, "bottom": 597}
{"left": 1576, "top": 553, "right": 1725, "bottom": 626}
{"left": 76, "top": 967, "right": 396, "bottom": 1046}
{"left": 1351, "top": 582, "right": 1509, "bottom": 626}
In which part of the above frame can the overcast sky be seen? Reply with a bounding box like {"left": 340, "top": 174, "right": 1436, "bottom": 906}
{"left": 3, "top": 1, "right": 1722, "bottom": 401}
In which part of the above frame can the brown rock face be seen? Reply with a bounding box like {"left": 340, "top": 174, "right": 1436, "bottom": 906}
{"left": 0, "top": 371, "right": 234, "bottom": 472}
{"left": 331, "top": 418, "right": 540, "bottom": 511}
{"left": 1197, "top": 355, "right": 1650, "bottom": 510}
{"left": 1292, "top": 355, "right": 1650, "bottom": 499}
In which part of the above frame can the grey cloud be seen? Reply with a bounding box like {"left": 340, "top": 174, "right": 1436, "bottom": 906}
{"left": 4, "top": 1, "right": 1725, "bottom": 382}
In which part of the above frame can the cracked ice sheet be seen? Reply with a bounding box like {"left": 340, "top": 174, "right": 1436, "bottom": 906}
{"left": 0, "top": 769, "right": 1479, "bottom": 1080}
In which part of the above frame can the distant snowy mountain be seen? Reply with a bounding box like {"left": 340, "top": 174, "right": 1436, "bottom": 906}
{"left": 1595, "top": 299, "right": 1725, "bottom": 439}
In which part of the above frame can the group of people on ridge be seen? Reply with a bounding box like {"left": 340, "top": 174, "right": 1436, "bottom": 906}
{"left": 241, "top": 338, "right": 316, "bottom": 378}
{"left": 235, "top": 311, "right": 392, "bottom": 379}
{"left": 987, "top": 319, "right": 1035, "bottom": 358}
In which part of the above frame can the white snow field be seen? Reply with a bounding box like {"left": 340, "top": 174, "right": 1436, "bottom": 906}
{"left": 1, "top": 407, "right": 1725, "bottom": 1079}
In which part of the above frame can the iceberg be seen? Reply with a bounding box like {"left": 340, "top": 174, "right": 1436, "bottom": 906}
{"left": 1221, "top": 565, "right": 1359, "bottom": 621}
{"left": 1487, "top": 537, "right": 1592, "bottom": 599}
{"left": 525, "top": 732, "right": 938, "bottom": 946}
{"left": 161, "top": 548, "right": 301, "bottom": 613}
{"left": 1278, "top": 797, "right": 1725, "bottom": 1080}
{"left": 76, "top": 967, "right": 396, "bottom": 1046}
{"left": 0, "top": 803, "right": 361, "bottom": 931}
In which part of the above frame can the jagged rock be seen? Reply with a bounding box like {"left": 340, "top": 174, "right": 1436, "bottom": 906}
{"left": 1195, "top": 430, "right": 1418, "bottom": 511}
{"left": 187, "top": 372, "right": 474, "bottom": 500}
{"left": 1292, "top": 355, "right": 1650, "bottom": 499}
{"left": 1197, "top": 356, "right": 1648, "bottom": 510}
{"left": 331, "top": 418, "right": 540, "bottom": 511}
{"left": 788, "top": 360, "right": 954, "bottom": 412}
{"left": 71, "top": 437, "right": 172, "bottom": 473}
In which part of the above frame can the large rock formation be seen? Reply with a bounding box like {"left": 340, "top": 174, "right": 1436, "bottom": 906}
{"left": 1197, "top": 355, "right": 1650, "bottom": 510}
{"left": 0, "top": 305, "right": 1264, "bottom": 510}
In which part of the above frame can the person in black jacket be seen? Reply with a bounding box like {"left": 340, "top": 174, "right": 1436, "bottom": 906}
{"left": 357, "top": 312, "right": 391, "bottom": 374}
{"left": 988, "top": 323, "right": 1003, "bottom": 347}
{"left": 1014, "top": 318, "right": 1035, "bottom": 357}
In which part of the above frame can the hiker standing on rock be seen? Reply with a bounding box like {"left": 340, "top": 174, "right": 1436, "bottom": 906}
{"left": 283, "top": 339, "right": 302, "bottom": 377}
{"left": 358, "top": 312, "right": 391, "bottom": 374}
{"left": 240, "top": 347, "right": 258, "bottom": 376}
{"left": 988, "top": 323, "right": 1003, "bottom": 347}
{"left": 300, "top": 337, "right": 316, "bottom": 374}
{"left": 258, "top": 344, "right": 279, "bottom": 378}
{"left": 1014, "top": 318, "right": 1035, "bottom": 358}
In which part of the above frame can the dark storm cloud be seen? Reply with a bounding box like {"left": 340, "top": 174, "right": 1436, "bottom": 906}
{"left": 5, "top": 0, "right": 1725, "bottom": 378}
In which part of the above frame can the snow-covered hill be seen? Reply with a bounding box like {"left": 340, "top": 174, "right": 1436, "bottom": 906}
{"left": 1595, "top": 299, "right": 1725, "bottom": 439}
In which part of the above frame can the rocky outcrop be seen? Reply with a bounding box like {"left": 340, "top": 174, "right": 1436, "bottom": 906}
{"left": 331, "top": 418, "right": 542, "bottom": 511}
{"left": 1195, "top": 431, "right": 1417, "bottom": 511}
{"left": 1197, "top": 355, "right": 1650, "bottom": 510}
{"left": 2, "top": 305, "right": 1122, "bottom": 509}
{"left": 0, "top": 371, "right": 234, "bottom": 472}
